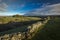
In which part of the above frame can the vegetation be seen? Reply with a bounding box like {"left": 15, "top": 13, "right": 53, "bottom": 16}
{"left": 0, "top": 15, "right": 41, "bottom": 24}
{"left": 0, "top": 15, "right": 60, "bottom": 40}
{"left": 0, "top": 15, "right": 41, "bottom": 35}
{"left": 31, "top": 17, "right": 60, "bottom": 40}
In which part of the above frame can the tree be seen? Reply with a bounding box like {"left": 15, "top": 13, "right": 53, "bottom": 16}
{"left": 13, "top": 14, "right": 21, "bottom": 17}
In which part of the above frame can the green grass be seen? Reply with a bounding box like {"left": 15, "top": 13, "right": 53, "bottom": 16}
{"left": 0, "top": 16, "right": 40, "bottom": 24}
{"left": 0, "top": 16, "right": 41, "bottom": 36}
{"left": 31, "top": 17, "right": 60, "bottom": 40}
{"left": 0, "top": 25, "right": 27, "bottom": 35}
{"left": 0, "top": 20, "right": 41, "bottom": 36}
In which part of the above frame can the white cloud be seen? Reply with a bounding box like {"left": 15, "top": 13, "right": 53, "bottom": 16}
{"left": 0, "top": 2, "right": 8, "bottom": 12}
{"left": 25, "top": 3, "right": 60, "bottom": 16}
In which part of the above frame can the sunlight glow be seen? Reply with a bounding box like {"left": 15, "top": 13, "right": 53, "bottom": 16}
{"left": 0, "top": 12, "right": 25, "bottom": 16}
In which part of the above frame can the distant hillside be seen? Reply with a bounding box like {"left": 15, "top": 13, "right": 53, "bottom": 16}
{"left": 0, "top": 15, "right": 41, "bottom": 24}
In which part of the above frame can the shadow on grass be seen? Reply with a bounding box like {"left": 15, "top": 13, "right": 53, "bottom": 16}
{"left": 0, "top": 20, "right": 41, "bottom": 32}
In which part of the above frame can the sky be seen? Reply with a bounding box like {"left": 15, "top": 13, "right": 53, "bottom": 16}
{"left": 0, "top": 0, "right": 60, "bottom": 16}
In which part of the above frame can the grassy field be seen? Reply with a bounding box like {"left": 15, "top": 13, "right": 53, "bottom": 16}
{"left": 0, "top": 15, "right": 60, "bottom": 40}
{"left": 0, "top": 15, "right": 41, "bottom": 35}
{"left": 31, "top": 17, "right": 60, "bottom": 40}
{"left": 0, "top": 15, "right": 41, "bottom": 24}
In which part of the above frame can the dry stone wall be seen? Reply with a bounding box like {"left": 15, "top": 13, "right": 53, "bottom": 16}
{"left": 0, "top": 19, "right": 49, "bottom": 40}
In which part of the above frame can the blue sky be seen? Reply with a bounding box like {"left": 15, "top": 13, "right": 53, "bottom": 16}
{"left": 0, "top": 0, "right": 60, "bottom": 16}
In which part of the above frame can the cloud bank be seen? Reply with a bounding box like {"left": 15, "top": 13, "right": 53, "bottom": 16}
{"left": 0, "top": 2, "right": 8, "bottom": 12}
{"left": 25, "top": 3, "right": 60, "bottom": 16}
